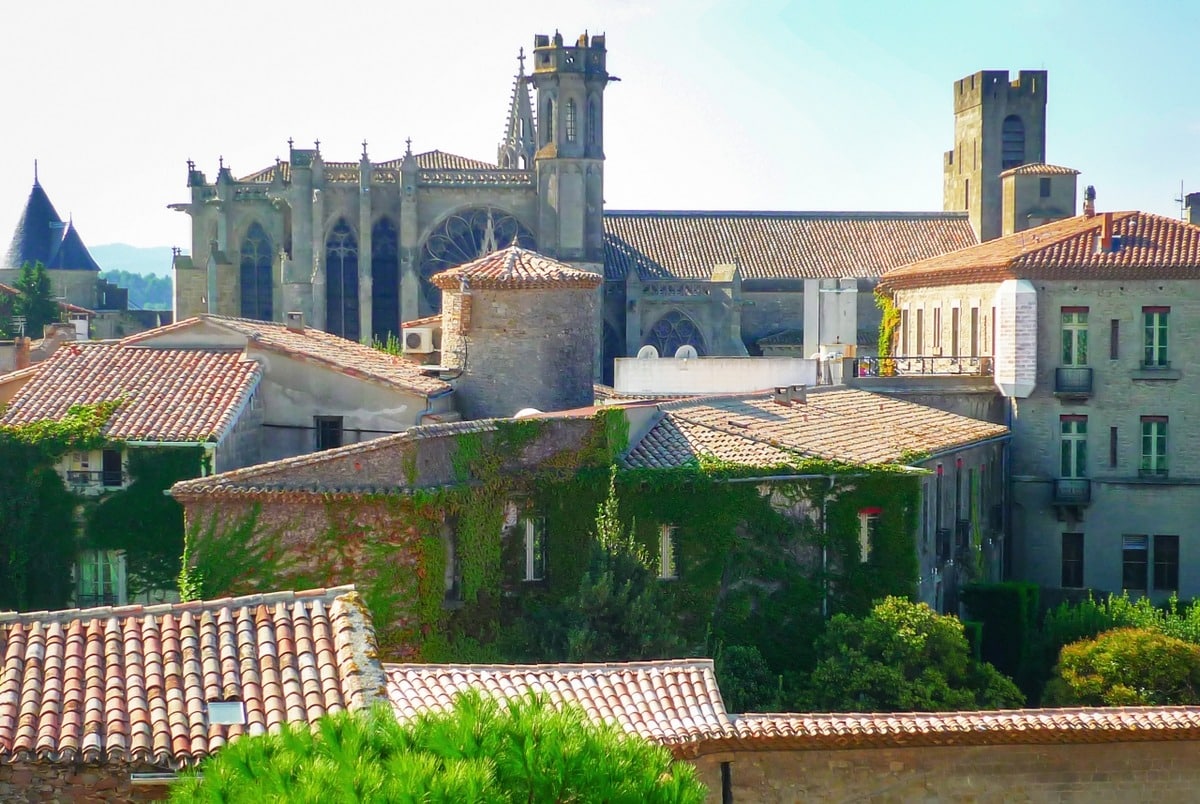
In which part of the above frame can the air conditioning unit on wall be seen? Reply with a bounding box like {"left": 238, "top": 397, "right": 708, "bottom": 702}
{"left": 402, "top": 326, "right": 435, "bottom": 354}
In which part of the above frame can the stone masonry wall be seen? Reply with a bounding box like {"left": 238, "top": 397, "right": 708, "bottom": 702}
{"left": 693, "top": 740, "right": 1200, "bottom": 803}
{"left": 0, "top": 762, "right": 169, "bottom": 802}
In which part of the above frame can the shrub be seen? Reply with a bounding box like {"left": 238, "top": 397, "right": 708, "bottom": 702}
{"left": 1045, "top": 627, "right": 1200, "bottom": 707}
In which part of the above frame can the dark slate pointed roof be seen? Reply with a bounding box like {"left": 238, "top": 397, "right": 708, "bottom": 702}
{"left": 45, "top": 221, "right": 101, "bottom": 272}
{"left": 4, "top": 181, "right": 65, "bottom": 270}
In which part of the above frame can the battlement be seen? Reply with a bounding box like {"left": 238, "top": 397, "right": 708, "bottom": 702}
{"left": 953, "top": 69, "right": 1047, "bottom": 112}
{"left": 532, "top": 31, "right": 607, "bottom": 76}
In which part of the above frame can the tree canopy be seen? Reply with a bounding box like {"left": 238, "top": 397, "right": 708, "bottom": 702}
{"left": 807, "top": 596, "right": 1024, "bottom": 712}
{"left": 171, "top": 692, "right": 706, "bottom": 803}
{"left": 1044, "top": 627, "right": 1200, "bottom": 707}
{"left": 14, "top": 261, "right": 60, "bottom": 338}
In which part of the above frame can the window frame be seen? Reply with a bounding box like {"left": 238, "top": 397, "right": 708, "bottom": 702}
{"left": 858, "top": 508, "right": 882, "bottom": 563}
{"left": 315, "top": 416, "right": 344, "bottom": 451}
{"left": 1122, "top": 534, "right": 1149, "bottom": 593}
{"left": 1061, "top": 532, "right": 1084, "bottom": 588}
{"left": 1060, "top": 415, "right": 1087, "bottom": 479}
{"left": 1140, "top": 416, "right": 1168, "bottom": 477}
{"left": 1142, "top": 307, "right": 1169, "bottom": 367}
{"left": 1154, "top": 534, "right": 1180, "bottom": 593}
{"left": 1060, "top": 307, "right": 1089, "bottom": 367}
{"left": 77, "top": 549, "right": 126, "bottom": 607}
{"left": 522, "top": 517, "right": 546, "bottom": 582}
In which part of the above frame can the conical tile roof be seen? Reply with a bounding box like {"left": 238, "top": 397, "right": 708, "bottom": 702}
{"left": 4, "top": 181, "right": 65, "bottom": 270}
{"left": 45, "top": 221, "right": 101, "bottom": 272}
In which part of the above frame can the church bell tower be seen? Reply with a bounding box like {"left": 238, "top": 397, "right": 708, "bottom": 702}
{"left": 530, "top": 31, "right": 612, "bottom": 270}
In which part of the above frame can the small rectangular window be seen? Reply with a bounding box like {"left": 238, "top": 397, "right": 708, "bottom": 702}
{"left": 1060, "top": 416, "right": 1087, "bottom": 479}
{"left": 1109, "top": 426, "right": 1118, "bottom": 468}
{"left": 858, "top": 509, "right": 882, "bottom": 563}
{"left": 1122, "top": 535, "right": 1148, "bottom": 592}
{"left": 1061, "top": 308, "right": 1088, "bottom": 366}
{"left": 1039, "top": 177, "right": 1052, "bottom": 198}
{"left": 523, "top": 517, "right": 546, "bottom": 582}
{"left": 915, "top": 308, "right": 924, "bottom": 355}
{"left": 932, "top": 307, "right": 942, "bottom": 350}
{"left": 951, "top": 308, "right": 961, "bottom": 356}
{"left": 1061, "top": 533, "right": 1084, "bottom": 588}
{"left": 77, "top": 549, "right": 126, "bottom": 607}
{"left": 1154, "top": 535, "right": 1179, "bottom": 592}
{"left": 1140, "top": 417, "right": 1167, "bottom": 477}
{"left": 965, "top": 178, "right": 970, "bottom": 209}
{"left": 315, "top": 416, "right": 344, "bottom": 451}
{"left": 900, "top": 309, "right": 909, "bottom": 355}
{"left": 1142, "top": 307, "right": 1169, "bottom": 367}
{"left": 659, "top": 525, "right": 678, "bottom": 579}
{"left": 101, "top": 448, "right": 123, "bottom": 487}
{"left": 1110, "top": 319, "right": 1120, "bottom": 360}
{"left": 970, "top": 307, "right": 980, "bottom": 358}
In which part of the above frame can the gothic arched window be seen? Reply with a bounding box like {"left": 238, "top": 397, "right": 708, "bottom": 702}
{"left": 239, "top": 222, "right": 273, "bottom": 321}
{"left": 565, "top": 99, "right": 577, "bottom": 142}
{"left": 417, "top": 208, "right": 536, "bottom": 315}
{"left": 1001, "top": 115, "right": 1025, "bottom": 169}
{"left": 644, "top": 310, "right": 707, "bottom": 357}
{"left": 371, "top": 218, "right": 399, "bottom": 345}
{"left": 325, "top": 218, "right": 359, "bottom": 341}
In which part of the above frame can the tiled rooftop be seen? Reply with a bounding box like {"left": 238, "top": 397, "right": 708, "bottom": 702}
{"left": 603, "top": 210, "right": 977, "bottom": 282}
{"left": 238, "top": 150, "right": 497, "bottom": 183}
{"left": 0, "top": 343, "right": 260, "bottom": 442}
{"left": 0, "top": 587, "right": 379, "bottom": 767}
{"left": 384, "top": 659, "right": 731, "bottom": 747}
{"left": 124, "top": 315, "right": 450, "bottom": 396}
{"left": 430, "top": 245, "right": 603, "bottom": 291}
{"left": 881, "top": 211, "right": 1200, "bottom": 290}
{"left": 998, "top": 162, "right": 1081, "bottom": 178}
{"left": 624, "top": 388, "right": 1008, "bottom": 470}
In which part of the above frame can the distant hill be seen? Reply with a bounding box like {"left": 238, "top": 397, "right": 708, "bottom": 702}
{"left": 98, "top": 269, "right": 172, "bottom": 310}
{"left": 91, "top": 244, "right": 177, "bottom": 276}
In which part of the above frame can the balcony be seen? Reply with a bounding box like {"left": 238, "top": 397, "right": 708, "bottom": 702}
{"left": 1053, "top": 478, "right": 1091, "bottom": 506}
{"left": 1054, "top": 366, "right": 1093, "bottom": 398}
{"left": 66, "top": 469, "right": 125, "bottom": 488}
{"left": 853, "top": 355, "right": 993, "bottom": 378}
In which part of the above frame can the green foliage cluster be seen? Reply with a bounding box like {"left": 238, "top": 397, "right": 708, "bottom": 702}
{"left": 0, "top": 403, "right": 119, "bottom": 610}
{"left": 875, "top": 288, "right": 900, "bottom": 374}
{"left": 960, "top": 582, "right": 1041, "bottom": 694}
{"left": 170, "top": 692, "right": 706, "bottom": 803}
{"left": 371, "top": 332, "right": 403, "bottom": 356}
{"left": 85, "top": 447, "right": 203, "bottom": 596}
{"left": 4, "top": 262, "right": 61, "bottom": 339}
{"left": 1044, "top": 627, "right": 1200, "bottom": 706}
{"left": 98, "top": 270, "right": 173, "bottom": 310}
{"left": 808, "top": 596, "right": 1025, "bottom": 712}
{"left": 179, "top": 507, "right": 299, "bottom": 602}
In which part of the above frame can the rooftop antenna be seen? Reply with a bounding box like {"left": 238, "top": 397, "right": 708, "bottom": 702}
{"left": 1175, "top": 180, "right": 1187, "bottom": 220}
{"left": 33, "top": 159, "right": 38, "bottom": 184}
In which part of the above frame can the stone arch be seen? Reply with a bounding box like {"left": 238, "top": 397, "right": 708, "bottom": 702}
{"left": 643, "top": 309, "right": 707, "bottom": 357}
{"left": 325, "top": 218, "right": 359, "bottom": 341}
{"left": 371, "top": 217, "right": 400, "bottom": 344}
{"left": 239, "top": 221, "right": 273, "bottom": 321}
{"left": 416, "top": 207, "right": 536, "bottom": 315}
{"left": 1002, "top": 115, "right": 1025, "bottom": 169}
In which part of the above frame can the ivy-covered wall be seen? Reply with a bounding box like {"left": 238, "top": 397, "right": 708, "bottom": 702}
{"left": 179, "top": 410, "right": 923, "bottom": 683}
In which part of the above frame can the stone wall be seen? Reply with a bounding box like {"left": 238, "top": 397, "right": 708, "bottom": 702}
{"left": 693, "top": 740, "right": 1200, "bottom": 803}
{"left": 0, "top": 761, "right": 170, "bottom": 802}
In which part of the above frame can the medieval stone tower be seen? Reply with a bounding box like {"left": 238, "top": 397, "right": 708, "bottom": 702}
{"left": 943, "top": 70, "right": 1047, "bottom": 242}
{"left": 530, "top": 32, "right": 610, "bottom": 272}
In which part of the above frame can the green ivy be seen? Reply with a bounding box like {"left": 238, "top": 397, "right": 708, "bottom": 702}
{"left": 875, "top": 288, "right": 900, "bottom": 374}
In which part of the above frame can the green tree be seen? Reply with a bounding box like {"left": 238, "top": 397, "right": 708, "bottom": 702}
{"left": 808, "top": 596, "right": 1024, "bottom": 712}
{"left": 14, "top": 261, "right": 59, "bottom": 337}
{"left": 1044, "top": 627, "right": 1200, "bottom": 707}
{"left": 534, "top": 468, "right": 684, "bottom": 662}
{"left": 715, "top": 643, "right": 782, "bottom": 713}
{"left": 170, "top": 692, "right": 706, "bottom": 803}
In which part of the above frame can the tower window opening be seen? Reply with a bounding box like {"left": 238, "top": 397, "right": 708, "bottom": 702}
{"left": 1002, "top": 115, "right": 1025, "bottom": 169}
{"left": 587, "top": 98, "right": 598, "bottom": 146}
{"left": 565, "top": 99, "right": 577, "bottom": 142}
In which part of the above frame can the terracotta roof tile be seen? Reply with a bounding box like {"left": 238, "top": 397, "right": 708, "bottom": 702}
{"left": 430, "top": 245, "right": 603, "bottom": 290}
{"left": 0, "top": 587, "right": 381, "bottom": 767}
{"left": 603, "top": 211, "right": 977, "bottom": 281}
{"left": 998, "top": 162, "right": 1080, "bottom": 178}
{"left": 124, "top": 315, "right": 450, "bottom": 396}
{"left": 709, "top": 707, "right": 1200, "bottom": 753}
{"left": 880, "top": 212, "right": 1200, "bottom": 290}
{"left": 383, "top": 659, "right": 732, "bottom": 746}
{"left": 238, "top": 151, "right": 497, "bottom": 183}
{"left": 624, "top": 388, "right": 1008, "bottom": 470}
{"left": 0, "top": 343, "right": 260, "bottom": 442}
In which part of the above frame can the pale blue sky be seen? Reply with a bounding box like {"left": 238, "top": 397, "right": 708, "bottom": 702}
{"left": 2, "top": 0, "right": 1197, "bottom": 250}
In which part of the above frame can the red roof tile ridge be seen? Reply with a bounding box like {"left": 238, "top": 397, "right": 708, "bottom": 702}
{"left": 0, "top": 585, "right": 357, "bottom": 625}
{"left": 384, "top": 658, "right": 716, "bottom": 673}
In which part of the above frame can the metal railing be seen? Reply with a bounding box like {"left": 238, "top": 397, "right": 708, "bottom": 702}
{"left": 853, "top": 355, "right": 993, "bottom": 378}
{"left": 66, "top": 470, "right": 125, "bottom": 487}
{"left": 1055, "top": 366, "right": 1093, "bottom": 396}
{"left": 1053, "top": 478, "right": 1091, "bottom": 505}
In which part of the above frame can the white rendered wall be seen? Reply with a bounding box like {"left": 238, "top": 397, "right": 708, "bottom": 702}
{"left": 614, "top": 357, "right": 819, "bottom": 395}
{"left": 993, "top": 279, "right": 1037, "bottom": 398}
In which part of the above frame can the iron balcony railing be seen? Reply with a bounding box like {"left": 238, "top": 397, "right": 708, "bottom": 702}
{"left": 1053, "top": 478, "right": 1091, "bottom": 505}
{"left": 1055, "top": 366, "right": 1093, "bottom": 396}
{"left": 66, "top": 469, "right": 125, "bottom": 488}
{"left": 853, "top": 355, "right": 993, "bottom": 378}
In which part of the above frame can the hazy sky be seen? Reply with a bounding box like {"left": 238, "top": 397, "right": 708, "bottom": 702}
{"left": 3, "top": 0, "right": 1198, "bottom": 251}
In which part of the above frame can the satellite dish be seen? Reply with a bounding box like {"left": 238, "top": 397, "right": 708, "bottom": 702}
{"left": 514, "top": 407, "right": 542, "bottom": 419}
{"left": 636, "top": 345, "right": 659, "bottom": 359}
{"left": 674, "top": 345, "right": 698, "bottom": 360}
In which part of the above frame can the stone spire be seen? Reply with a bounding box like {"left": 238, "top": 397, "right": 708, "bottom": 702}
{"left": 497, "top": 49, "right": 537, "bottom": 169}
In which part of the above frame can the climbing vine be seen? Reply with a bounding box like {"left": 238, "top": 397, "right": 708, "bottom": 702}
{"left": 875, "top": 287, "right": 900, "bottom": 375}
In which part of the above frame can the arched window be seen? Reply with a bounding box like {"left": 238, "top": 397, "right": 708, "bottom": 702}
{"left": 417, "top": 208, "right": 536, "bottom": 315}
{"left": 1001, "top": 115, "right": 1025, "bottom": 169}
{"left": 371, "top": 218, "right": 399, "bottom": 345}
{"left": 644, "top": 311, "right": 707, "bottom": 357}
{"left": 325, "top": 218, "right": 359, "bottom": 341}
{"left": 587, "top": 98, "right": 598, "bottom": 147}
{"left": 565, "top": 99, "right": 577, "bottom": 142}
{"left": 239, "top": 222, "right": 273, "bottom": 321}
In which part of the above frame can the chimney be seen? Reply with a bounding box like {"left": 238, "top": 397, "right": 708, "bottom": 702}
{"left": 790, "top": 384, "right": 807, "bottom": 404}
{"left": 1083, "top": 185, "right": 1096, "bottom": 218}
{"left": 1100, "top": 211, "right": 1114, "bottom": 252}
{"left": 14, "top": 337, "right": 30, "bottom": 370}
{"left": 285, "top": 311, "right": 305, "bottom": 332}
{"left": 773, "top": 386, "right": 792, "bottom": 406}
{"left": 1186, "top": 192, "right": 1200, "bottom": 226}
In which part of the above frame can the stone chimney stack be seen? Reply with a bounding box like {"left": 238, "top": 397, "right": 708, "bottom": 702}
{"left": 14, "top": 337, "right": 30, "bottom": 370}
{"left": 285, "top": 311, "right": 305, "bottom": 332}
{"left": 1083, "top": 185, "right": 1096, "bottom": 218}
{"left": 1186, "top": 192, "right": 1200, "bottom": 226}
